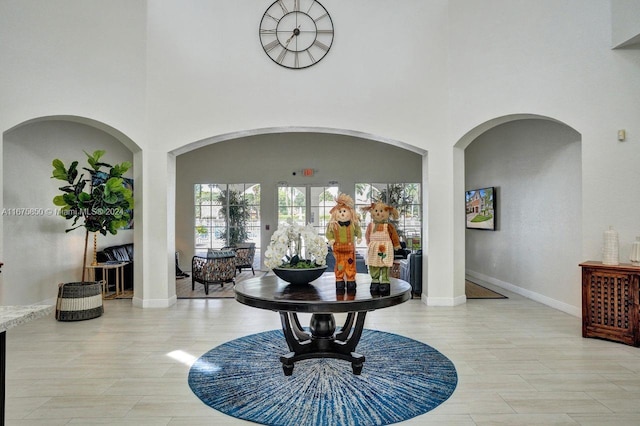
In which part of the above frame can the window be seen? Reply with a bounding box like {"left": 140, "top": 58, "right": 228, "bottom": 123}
{"left": 311, "top": 185, "right": 340, "bottom": 238}
{"left": 278, "top": 186, "right": 306, "bottom": 227}
{"left": 277, "top": 185, "right": 339, "bottom": 238}
{"left": 355, "top": 183, "right": 422, "bottom": 249}
{"left": 195, "top": 183, "right": 260, "bottom": 251}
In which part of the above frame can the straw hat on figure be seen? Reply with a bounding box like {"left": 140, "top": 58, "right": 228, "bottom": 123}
{"left": 326, "top": 194, "right": 362, "bottom": 292}
{"left": 362, "top": 201, "right": 401, "bottom": 294}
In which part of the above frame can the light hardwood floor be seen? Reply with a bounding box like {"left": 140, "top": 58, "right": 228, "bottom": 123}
{"left": 6, "top": 286, "right": 640, "bottom": 425}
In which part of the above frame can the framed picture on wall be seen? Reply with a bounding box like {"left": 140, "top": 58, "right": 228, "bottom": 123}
{"left": 465, "top": 187, "right": 496, "bottom": 230}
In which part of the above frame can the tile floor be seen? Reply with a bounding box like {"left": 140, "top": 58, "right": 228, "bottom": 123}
{"left": 5, "top": 285, "right": 640, "bottom": 425}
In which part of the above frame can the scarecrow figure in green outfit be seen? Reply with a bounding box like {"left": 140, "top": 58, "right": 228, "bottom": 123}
{"left": 362, "top": 201, "right": 401, "bottom": 294}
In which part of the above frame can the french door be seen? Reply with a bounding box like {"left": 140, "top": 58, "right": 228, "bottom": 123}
{"left": 194, "top": 183, "right": 261, "bottom": 250}
{"left": 277, "top": 185, "right": 339, "bottom": 238}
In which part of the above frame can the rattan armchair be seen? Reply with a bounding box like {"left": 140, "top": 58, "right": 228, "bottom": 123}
{"left": 233, "top": 242, "right": 256, "bottom": 275}
{"left": 191, "top": 250, "right": 236, "bottom": 295}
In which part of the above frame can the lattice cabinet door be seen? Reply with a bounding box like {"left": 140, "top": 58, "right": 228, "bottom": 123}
{"left": 580, "top": 261, "right": 640, "bottom": 346}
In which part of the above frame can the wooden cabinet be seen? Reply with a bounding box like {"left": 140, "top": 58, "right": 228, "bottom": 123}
{"left": 580, "top": 261, "right": 640, "bottom": 346}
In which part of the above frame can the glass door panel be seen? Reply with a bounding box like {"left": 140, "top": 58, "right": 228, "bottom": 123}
{"left": 195, "top": 183, "right": 260, "bottom": 250}
{"left": 277, "top": 185, "right": 339, "bottom": 238}
{"left": 310, "top": 186, "right": 339, "bottom": 238}
{"left": 278, "top": 186, "right": 306, "bottom": 227}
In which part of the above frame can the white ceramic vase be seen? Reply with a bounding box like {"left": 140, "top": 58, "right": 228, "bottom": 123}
{"left": 630, "top": 236, "right": 640, "bottom": 266}
{"left": 602, "top": 226, "right": 619, "bottom": 266}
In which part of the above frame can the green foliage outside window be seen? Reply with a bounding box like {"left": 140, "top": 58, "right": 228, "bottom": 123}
{"left": 217, "top": 189, "right": 250, "bottom": 247}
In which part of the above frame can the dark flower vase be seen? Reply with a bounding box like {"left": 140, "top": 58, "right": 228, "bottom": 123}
{"left": 272, "top": 266, "right": 327, "bottom": 285}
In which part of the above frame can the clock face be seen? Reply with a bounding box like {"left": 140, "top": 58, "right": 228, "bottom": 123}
{"left": 259, "top": 0, "right": 334, "bottom": 69}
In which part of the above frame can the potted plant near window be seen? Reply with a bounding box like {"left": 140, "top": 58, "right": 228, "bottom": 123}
{"left": 217, "top": 189, "right": 257, "bottom": 274}
{"left": 51, "top": 150, "right": 133, "bottom": 321}
{"left": 216, "top": 189, "right": 250, "bottom": 247}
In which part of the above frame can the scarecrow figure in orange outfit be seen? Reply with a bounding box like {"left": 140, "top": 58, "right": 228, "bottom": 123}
{"left": 326, "top": 194, "right": 362, "bottom": 293}
{"left": 361, "top": 201, "right": 401, "bottom": 294}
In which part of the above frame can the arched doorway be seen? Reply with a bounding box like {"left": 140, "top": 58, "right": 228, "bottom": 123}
{"left": 1, "top": 116, "right": 139, "bottom": 305}
{"left": 172, "top": 128, "right": 427, "bottom": 298}
{"left": 456, "top": 115, "right": 582, "bottom": 314}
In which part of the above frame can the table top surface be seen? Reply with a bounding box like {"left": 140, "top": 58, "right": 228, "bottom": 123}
{"left": 235, "top": 272, "right": 412, "bottom": 313}
{"left": 85, "top": 262, "right": 129, "bottom": 269}
{"left": 0, "top": 305, "right": 53, "bottom": 333}
{"left": 579, "top": 261, "right": 640, "bottom": 271}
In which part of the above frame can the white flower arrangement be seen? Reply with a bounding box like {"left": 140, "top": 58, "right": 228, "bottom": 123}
{"left": 264, "top": 220, "right": 328, "bottom": 269}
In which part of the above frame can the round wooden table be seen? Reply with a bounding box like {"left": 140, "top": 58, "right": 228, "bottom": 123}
{"left": 235, "top": 272, "right": 412, "bottom": 375}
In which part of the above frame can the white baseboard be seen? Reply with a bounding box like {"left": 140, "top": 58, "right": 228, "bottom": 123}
{"left": 466, "top": 270, "right": 581, "bottom": 317}
{"left": 426, "top": 294, "right": 467, "bottom": 307}
{"left": 132, "top": 295, "right": 177, "bottom": 308}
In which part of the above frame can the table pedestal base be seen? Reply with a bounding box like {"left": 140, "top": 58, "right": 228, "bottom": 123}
{"left": 279, "top": 311, "right": 367, "bottom": 375}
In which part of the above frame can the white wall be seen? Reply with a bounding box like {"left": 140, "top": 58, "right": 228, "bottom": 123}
{"left": 465, "top": 119, "right": 582, "bottom": 315}
{"left": 0, "top": 0, "right": 146, "bottom": 304}
{"left": 3, "top": 120, "right": 133, "bottom": 305}
{"left": 175, "top": 132, "right": 422, "bottom": 266}
{"left": 0, "top": 0, "right": 148, "bottom": 143}
{"left": 449, "top": 0, "right": 640, "bottom": 313}
{"left": 1, "top": 1, "right": 638, "bottom": 310}
{"left": 612, "top": 0, "right": 640, "bottom": 47}
{"left": 144, "top": 0, "right": 449, "bottom": 151}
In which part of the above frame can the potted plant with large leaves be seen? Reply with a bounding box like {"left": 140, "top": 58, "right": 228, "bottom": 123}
{"left": 51, "top": 150, "right": 133, "bottom": 321}
{"left": 216, "top": 189, "right": 250, "bottom": 247}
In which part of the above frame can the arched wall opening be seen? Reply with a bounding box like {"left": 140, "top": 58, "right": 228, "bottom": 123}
{"left": 1, "top": 115, "right": 139, "bottom": 305}
{"left": 172, "top": 127, "right": 428, "bottom": 293}
{"left": 455, "top": 114, "right": 583, "bottom": 315}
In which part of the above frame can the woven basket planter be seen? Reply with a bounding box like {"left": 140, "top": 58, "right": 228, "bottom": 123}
{"left": 55, "top": 281, "right": 103, "bottom": 321}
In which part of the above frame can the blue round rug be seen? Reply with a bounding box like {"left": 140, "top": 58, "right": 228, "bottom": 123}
{"left": 188, "top": 329, "right": 457, "bottom": 425}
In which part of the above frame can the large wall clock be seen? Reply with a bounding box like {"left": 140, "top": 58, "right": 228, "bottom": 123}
{"left": 259, "top": 0, "right": 334, "bottom": 69}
